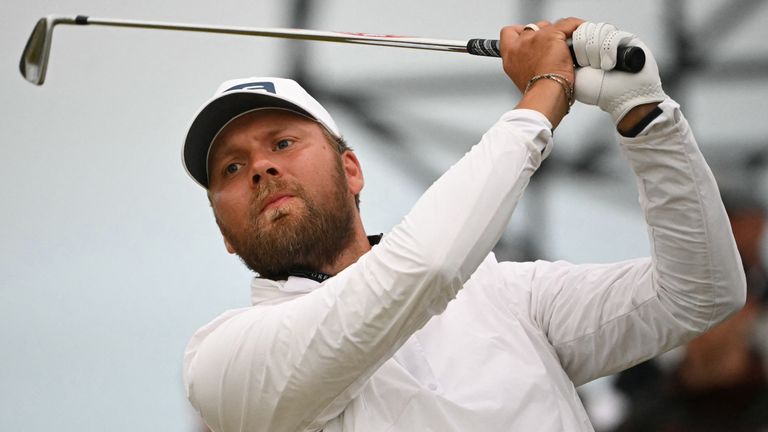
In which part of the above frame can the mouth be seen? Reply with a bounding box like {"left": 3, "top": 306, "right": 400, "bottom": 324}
{"left": 260, "top": 193, "right": 295, "bottom": 214}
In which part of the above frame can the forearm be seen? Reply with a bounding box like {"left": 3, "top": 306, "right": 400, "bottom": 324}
{"left": 534, "top": 98, "right": 746, "bottom": 386}
{"left": 622, "top": 98, "right": 746, "bottom": 331}
{"left": 388, "top": 109, "right": 552, "bottom": 282}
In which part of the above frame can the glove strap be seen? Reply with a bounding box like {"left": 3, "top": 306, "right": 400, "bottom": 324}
{"left": 525, "top": 73, "right": 575, "bottom": 113}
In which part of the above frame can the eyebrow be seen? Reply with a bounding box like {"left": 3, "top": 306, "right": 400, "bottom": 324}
{"left": 209, "top": 122, "right": 310, "bottom": 168}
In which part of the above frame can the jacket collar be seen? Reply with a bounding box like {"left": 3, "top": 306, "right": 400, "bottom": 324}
{"left": 250, "top": 275, "right": 321, "bottom": 305}
{"left": 248, "top": 233, "right": 383, "bottom": 306}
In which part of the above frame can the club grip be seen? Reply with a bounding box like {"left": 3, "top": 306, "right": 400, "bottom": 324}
{"left": 466, "top": 39, "right": 502, "bottom": 57}
{"left": 466, "top": 39, "right": 646, "bottom": 73}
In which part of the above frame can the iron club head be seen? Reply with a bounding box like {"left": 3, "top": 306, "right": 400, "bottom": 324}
{"left": 19, "top": 16, "right": 76, "bottom": 86}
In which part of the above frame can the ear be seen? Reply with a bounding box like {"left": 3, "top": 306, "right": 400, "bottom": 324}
{"left": 223, "top": 236, "right": 237, "bottom": 254}
{"left": 342, "top": 150, "right": 364, "bottom": 195}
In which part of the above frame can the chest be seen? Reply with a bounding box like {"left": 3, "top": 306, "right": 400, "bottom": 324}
{"left": 334, "top": 267, "right": 590, "bottom": 431}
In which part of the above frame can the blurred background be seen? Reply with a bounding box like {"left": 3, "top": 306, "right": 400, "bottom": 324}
{"left": 2, "top": 0, "right": 767, "bottom": 430}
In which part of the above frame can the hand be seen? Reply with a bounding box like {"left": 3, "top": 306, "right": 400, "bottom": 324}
{"left": 499, "top": 17, "right": 584, "bottom": 127}
{"left": 572, "top": 22, "right": 666, "bottom": 125}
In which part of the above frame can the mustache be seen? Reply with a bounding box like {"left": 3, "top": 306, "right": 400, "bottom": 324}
{"left": 248, "top": 178, "right": 303, "bottom": 214}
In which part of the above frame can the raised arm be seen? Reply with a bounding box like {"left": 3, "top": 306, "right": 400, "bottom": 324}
{"left": 521, "top": 23, "right": 746, "bottom": 386}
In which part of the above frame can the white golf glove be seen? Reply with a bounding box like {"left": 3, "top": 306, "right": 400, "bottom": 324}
{"left": 572, "top": 22, "right": 666, "bottom": 124}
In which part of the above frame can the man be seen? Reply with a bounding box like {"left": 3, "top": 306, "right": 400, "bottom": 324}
{"left": 182, "top": 18, "right": 745, "bottom": 431}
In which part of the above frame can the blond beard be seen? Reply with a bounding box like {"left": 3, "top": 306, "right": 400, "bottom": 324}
{"left": 218, "top": 158, "right": 356, "bottom": 280}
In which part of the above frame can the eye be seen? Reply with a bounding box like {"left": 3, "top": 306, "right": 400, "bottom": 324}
{"left": 224, "top": 162, "right": 241, "bottom": 175}
{"left": 274, "top": 139, "right": 294, "bottom": 151}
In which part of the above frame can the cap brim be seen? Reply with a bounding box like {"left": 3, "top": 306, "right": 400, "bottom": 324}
{"left": 183, "top": 91, "right": 314, "bottom": 188}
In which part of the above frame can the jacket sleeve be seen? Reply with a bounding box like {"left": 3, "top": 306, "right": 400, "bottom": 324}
{"left": 184, "top": 110, "right": 554, "bottom": 432}
{"left": 521, "top": 98, "right": 746, "bottom": 386}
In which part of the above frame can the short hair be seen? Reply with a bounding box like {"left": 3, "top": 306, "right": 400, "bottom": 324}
{"left": 321, "top": 126, "right": 352, "bottom": 154}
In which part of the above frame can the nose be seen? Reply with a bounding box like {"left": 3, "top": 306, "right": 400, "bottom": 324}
{"left": 249, "top": 158, "right": 281, "bottom": 186}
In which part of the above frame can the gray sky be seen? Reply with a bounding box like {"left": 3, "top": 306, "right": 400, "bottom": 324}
{"left": 2, "top": 1, "right": 767, "bottom": 431}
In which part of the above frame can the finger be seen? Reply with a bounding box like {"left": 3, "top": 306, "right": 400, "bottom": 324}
{"left": 520, "top": 21, "right": 550, "bottom": 33}
{"left": 500, "top": 24, "right": 525, "bottom": 41}
{"left": 552, "top": 17, "right": 586, "bottom": 38}
{"left": 574, "top": 67, "right": 604, "bottom": 105}
{"left": 572, "top": 22, "right": 590, "bottom": 67}
{"left": 584, "top": 23, "right": 601, "bottom": 67}
{"left": 500, "top": 25, "right": 521, "bottom": 51}
{"left": 581, "top": 22, "right": 601, "bottom": 67}
{"left": 599, "top": 30, "right": 635, "bottom": 70}
{"left": 499, "top": 25, "right": 525, "bottom": 54}
{"left": 586, "top": 23, "right": 616, "bottom": 68}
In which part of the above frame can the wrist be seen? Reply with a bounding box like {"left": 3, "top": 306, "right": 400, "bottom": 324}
{"left": 617, "top": 102, "right": 661, "bottom": 135}
{"left": 516, "top": 76, "right": 571, "bottom": 128}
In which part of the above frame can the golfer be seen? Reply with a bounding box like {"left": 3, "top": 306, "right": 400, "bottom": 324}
{"left": 181, "top": 18, "right": 745, "bottom": 431}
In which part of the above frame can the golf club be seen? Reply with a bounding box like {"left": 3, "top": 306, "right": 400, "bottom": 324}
{"left": 20, "top": 15, "right": 646, "bottom": 86}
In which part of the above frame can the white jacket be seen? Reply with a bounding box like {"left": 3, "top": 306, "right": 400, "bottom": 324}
{"left": 184, "top": 99, "right": 745, "bottom": 432}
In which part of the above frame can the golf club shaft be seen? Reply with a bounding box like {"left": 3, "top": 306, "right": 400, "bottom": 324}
{"left": 77, "top": 15, "right": 644, "bottom": 70}
{"left": 20, "top": 15, "right": 645, "bottom": 86}
{"left": 79, "top": 15, "right": 474, "bottom": 53}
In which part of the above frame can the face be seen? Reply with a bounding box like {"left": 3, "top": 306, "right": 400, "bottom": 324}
{"left": 207, "top": 109, "right": 364, "bottom": 279}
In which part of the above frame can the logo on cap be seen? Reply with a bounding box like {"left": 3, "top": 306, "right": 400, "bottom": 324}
{"left": 224, "top": 81, "right": 276, "bottom": 94}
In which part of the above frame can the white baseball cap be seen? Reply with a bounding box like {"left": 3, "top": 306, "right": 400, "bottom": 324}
{"left": 183, "top": 77, "right": 341, "bottom": 188}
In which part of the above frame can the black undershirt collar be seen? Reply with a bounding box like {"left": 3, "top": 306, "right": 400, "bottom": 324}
{"left": 286, "top": 234, "right": 383, "bottom": 283}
